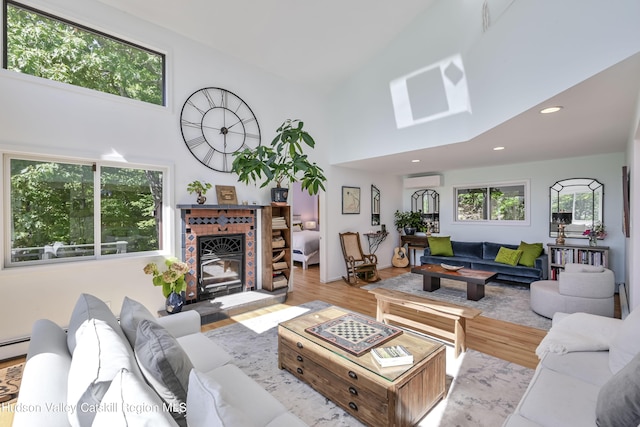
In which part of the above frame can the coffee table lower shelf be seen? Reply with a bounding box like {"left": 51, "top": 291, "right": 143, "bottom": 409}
{"left": 278, "top": 326, "right": 446, "bottom": 427}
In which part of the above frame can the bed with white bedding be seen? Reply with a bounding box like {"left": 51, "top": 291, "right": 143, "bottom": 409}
{"left": 291, "top": 229, "right": 320, "bottom": 269}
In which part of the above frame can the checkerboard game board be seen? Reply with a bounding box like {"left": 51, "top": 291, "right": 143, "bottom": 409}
{"left": 305, "top": 313, "right": 403, "bottom": 356}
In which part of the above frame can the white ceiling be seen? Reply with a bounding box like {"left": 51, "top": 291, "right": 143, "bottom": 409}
{"left": 98, "top": 0, "right": 640, "bottom": 175}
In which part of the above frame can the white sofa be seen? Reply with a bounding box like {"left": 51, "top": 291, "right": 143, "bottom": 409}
{"left": 13, "top": 294, "right": 307, "bottom": 427}
{"left": 503, "top": 307, "right": 640, "bottom": 426}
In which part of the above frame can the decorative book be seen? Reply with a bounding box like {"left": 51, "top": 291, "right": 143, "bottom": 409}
{"left": 371, "top": 345, "right": 413, "bottom": 367}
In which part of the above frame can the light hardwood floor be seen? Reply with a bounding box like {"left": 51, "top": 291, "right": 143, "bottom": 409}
{"left": 204, "top": 264, "right": 547, "bottom": 369}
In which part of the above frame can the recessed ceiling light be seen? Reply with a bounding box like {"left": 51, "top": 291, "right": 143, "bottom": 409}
{"left": 540, "top": 106, "right": 563, "bottom": 114}
{"left": 493, "top": 146, "right": 505, "bottom": 151}
{"left": 411, "top": 159, "right": 420, "bottom": 163}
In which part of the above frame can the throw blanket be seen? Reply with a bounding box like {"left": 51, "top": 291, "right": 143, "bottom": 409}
{"left": 535, "top": 312, "right": 621, "bottom": 359}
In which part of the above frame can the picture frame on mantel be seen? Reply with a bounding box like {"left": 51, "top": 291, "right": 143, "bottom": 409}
{"left": 216, "top": 185, "right": 238, "bottom": 205}
{"left": 342, "top": 186, "right": 360, "bottom": 214}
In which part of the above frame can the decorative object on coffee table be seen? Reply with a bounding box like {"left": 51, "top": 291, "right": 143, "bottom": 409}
{"left": 304, "top": 312, "right": 403, "bottom": 356}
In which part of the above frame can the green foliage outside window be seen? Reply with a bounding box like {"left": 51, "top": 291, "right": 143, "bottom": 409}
{"left": 456, "top": 183, "right": 526, "bottom": 222}
{"left": 9, "top": 158, "right": 163, "bottom": 264}
{"left": 5, "top": 1, "right": 164, "bottom": 105}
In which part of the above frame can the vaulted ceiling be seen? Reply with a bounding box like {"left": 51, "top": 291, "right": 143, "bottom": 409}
{"left": 97, "top": 0, "right": 640, "bottom": 174}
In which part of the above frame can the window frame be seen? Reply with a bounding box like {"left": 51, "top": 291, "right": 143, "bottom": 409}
{"left": 3, "top": 0, "right": 167, "bottom": 106}
{"left": 3, "top": 152, "right": 170, "bottom": 268}
{"left": 454, "top": 180, "right": 530, "bottom": 226}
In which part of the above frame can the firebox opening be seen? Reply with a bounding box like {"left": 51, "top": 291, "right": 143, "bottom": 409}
{"left": 197, "top": 234, "right": 245, "bottom": 301}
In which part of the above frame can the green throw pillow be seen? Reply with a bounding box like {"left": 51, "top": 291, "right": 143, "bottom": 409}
{"left": 428, "top": 236, "right": 454, "bottom": 257}
{"left": 517, "top": 241, "right": 543, "bottom": 267}
{"left": 495, "top": 247, "right": 523, "bottom": 266}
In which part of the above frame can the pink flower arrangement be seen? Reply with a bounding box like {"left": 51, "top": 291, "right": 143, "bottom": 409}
{"left": 583, "top": 222, "right": 606, "bottom": 239}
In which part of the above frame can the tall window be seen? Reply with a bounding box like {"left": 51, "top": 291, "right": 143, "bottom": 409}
{"left": 7, "top": 156, "right": 165, "bottom": 266}
{"left": 4, "top": 1, "right": 165, "bottom": 105}
{"left": 455, "top": 182, "right": 528, "bottom": 223}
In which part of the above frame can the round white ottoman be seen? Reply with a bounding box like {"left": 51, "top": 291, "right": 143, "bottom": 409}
{"left": 530, "top": 280, "right": 566, "bottom": 319}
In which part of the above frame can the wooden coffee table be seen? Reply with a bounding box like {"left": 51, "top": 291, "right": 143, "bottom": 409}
{"left": 411, "top": 264, "right": 497, "bottom": 301}
{"left": 278, "top": 306, "right": 446, "bottom": 427}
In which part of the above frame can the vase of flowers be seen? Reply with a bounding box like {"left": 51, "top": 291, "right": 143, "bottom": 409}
{"left": 143, "top": 257, "right": 189, "bottom": 314}
{"left": 583, "top": 222, "right": 606, "bottom": 247}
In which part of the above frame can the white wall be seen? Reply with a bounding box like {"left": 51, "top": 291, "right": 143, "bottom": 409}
{"left": 328, "top": 0, "right": 640, "bottom": 164}
{"left": 322, "top": 167, "right": 402, "bottom": 283}
{"left": 0, "top": 0, "right": 328, "bottom": 357}
{"left": 627, "top": 92, "right": 640, "bottom": 310}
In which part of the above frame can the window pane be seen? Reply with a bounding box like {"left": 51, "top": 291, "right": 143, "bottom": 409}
{"left": 490, "top": 185, "right": 525, "bottom": 221}
{"left": 10, "top": 159, "right": 94, "bottom": 262}
{"left": 100, "top": 167, "right": 162, "bottom": 255}
{"left": 457, "top": 188, "right": 487, "bottom": 220}
{"left": 5, "top": 2, "right": 165, "bottom": 105}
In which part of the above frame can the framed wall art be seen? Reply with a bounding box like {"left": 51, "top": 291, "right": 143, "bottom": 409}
{"left": 215, "top": 185, "right": 238, "bottom": 205}
{"left": 342, "top": 186, "right": 360, "bottom": 214}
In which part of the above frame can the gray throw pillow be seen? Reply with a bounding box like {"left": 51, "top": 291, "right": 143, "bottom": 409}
{"left": 135, "top": 319, "right": 193, "bottom": 426}
{"left": 596, "top": 351, "right": 640, "bottom": 427}
{"left": 120, "top": 296, "right": 157, "bottom": 348}
{"left": 67, "top": 293, "right": 126, "bottom": 355}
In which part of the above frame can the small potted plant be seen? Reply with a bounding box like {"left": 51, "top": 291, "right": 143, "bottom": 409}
{"left": 143, "top": 257, "right": 189, "bottom": 314}
{"left": 187, "top": 180, "right": 213, "bottom": 204}
{"left": 231, "top": 119, "right": 326, "bottom": 201}
{"left": 393, "top": 210, "right": 424, "bottom": 235}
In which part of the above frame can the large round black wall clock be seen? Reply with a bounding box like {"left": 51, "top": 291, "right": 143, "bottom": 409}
{"left": 179, "top": 87, "right": 261, "bottom": 172}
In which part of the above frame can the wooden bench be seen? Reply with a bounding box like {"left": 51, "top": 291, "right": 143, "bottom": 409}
{"left": 369, "top": 288, "right": 482, "bottom": 357}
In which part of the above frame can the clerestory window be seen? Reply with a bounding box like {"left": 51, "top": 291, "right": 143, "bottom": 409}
{"left": 5, "top": 155, "right": 166, "bottom": 266}
{"left": 3, "top": 1, "right": 165, "bottom": 105}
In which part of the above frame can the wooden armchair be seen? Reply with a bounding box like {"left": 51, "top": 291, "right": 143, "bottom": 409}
{"left": 339, "top": 232, "right": 380, "bottom": 285}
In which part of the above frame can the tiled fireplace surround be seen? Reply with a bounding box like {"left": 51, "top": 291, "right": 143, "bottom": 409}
{"left": 179, "top": 205, "right": 261, "bottom": 302}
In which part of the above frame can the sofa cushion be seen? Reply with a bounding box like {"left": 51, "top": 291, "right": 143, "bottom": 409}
{"left": 518, "top": 367, "right": 600, "bottom": 426}
{"left": 541, "top": 351, "right": 612, "bottom": 387}
{"left": 67, "top": 318, "right": 141, "bottom": 427}
{"left": 120, "top": 296, "right": 157, "bottom": 348}
{"left": 517, "top": 241, "right": 543, "bottom": 267}
{"left": 483, "top": 241, "right": 517, "bottom": 260}
{"left": 92, "top": 368, "right": 179, "bottom": 427}
{"left": 135, "top": 319, "right": 193, "bottom": 426}
{"left": 450, "top": 240, "right": 483, "bottom": 259}
{"left": 494, "top": 247, "right": 523, "bottom": 266}
{"left": 187, "top": 369, "right": 256, "bottom": 427}
{"left": 596, "top": 352, "right": 640, "bottom": 427}
{"left": 207, "top": 364, "right": 292, "bottom": 426}
{"left": 427, "top": 236, "right": 453, "bottom": 256}
{"left": 609, "top": 307, "right": 640, "bottom": 374}
{"left": 67, "top": 293, "right": 126, "bottom": 355}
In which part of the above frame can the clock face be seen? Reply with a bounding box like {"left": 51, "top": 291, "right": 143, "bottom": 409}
{"left": 180, "top": 87, "right": 261, "bottom": 172}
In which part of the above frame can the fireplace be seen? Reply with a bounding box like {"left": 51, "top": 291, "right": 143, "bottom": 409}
{"left": 197, "top": 234, "right": 245, "bottom": 301}
{"left": 179, "top": 206, "right": 259, "bottom": 302}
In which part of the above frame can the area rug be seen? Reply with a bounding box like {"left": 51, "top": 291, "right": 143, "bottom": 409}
{"left": 363, "top": 273, "right": 551, "bottom": 330}
{"left": 205, "top": 301, "right": 534, "bottom": 426}
{"left": 0, "top": 363, "right": 23, "bottom": 404}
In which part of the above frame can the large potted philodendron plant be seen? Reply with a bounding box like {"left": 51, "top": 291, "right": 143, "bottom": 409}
{"left": 231, "top": 119, "right": 326, "bottom": 200}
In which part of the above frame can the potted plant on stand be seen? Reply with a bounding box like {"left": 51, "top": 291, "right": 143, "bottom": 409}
{"left": 187, "top": 180, "right": 213, "bottom": 204}
{"left": 143, "top": 257, "right": 189, "bottom": 314}
{"left": 394, "top": 210, "right": 424, "bottom": 235}
{"left": 231, "top": 119, "right": 326, "bottom": 201}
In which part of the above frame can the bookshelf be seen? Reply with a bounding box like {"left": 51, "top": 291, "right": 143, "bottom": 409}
{"left": 261, "top": 204, "right": 292, "bottom": 291}
{"left": 547, "top": 243, "right": 609, "bottom": 280}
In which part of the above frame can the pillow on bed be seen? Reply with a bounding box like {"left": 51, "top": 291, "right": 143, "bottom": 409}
{"left": 292, "top": 224, "right": 302, "bottom": 232}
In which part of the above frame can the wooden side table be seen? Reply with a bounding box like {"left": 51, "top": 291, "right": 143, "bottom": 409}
{"left": 400, "top": 235, "right": 429, "bottom": 265}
